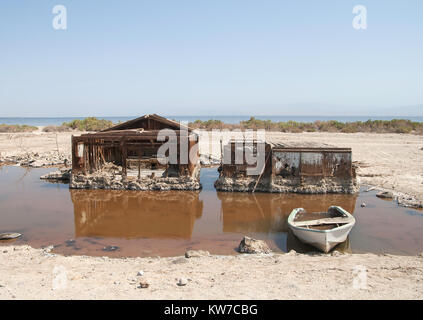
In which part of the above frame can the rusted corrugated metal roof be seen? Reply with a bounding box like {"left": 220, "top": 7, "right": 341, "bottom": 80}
{"left": 264, "top": 137, "right": 336, "bottom": 149}
{"left": 225, "top": 137, "right": 350, "bottom": 151}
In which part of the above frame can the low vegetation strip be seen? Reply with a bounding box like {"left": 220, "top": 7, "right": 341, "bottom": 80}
{"left": 0, "top": 124, "right": 38, "bottom": 133}
{"left": 61, "top": 117, "right": 114, "bottom": 131}
{"left": 42, "top": 125, "right": 72, "bottom": 132}
{"left": 188, "top": 117, "right": 423, "bottom": 134}
{"left": 3, "top": 118, "right": 422, "bottom": 134}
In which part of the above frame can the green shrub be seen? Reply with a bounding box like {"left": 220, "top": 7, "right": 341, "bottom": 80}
{"left": 189, "top": 117, "right": 423, "bottom": 134}
{"left": 0, "top": 124, "right": 38, "bottom": 133}
{"left": 42, "top": 125, "right": 72, "bottom": 132}
{"left": 62, "top": 117, "right": 114, "bottom": 131}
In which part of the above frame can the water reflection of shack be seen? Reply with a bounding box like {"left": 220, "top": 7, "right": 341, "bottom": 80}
{"left": 218, "top": 192, "right": 357, "bottom": 234}
{"left": 70, "top": 190, "right": 203, "bottom": 239}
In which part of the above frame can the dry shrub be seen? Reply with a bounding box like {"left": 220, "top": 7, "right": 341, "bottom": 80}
{"left": 0, "top": 124, "right": 38, "bottom": 133}
{"left": 188, "top": 117, "right": 423, "bottom": 134}
{"left": 42, "top": 125, "right": 72, "bottom": 132}
{"left": 62, "top": 117, "right": 114, "bottom": 131}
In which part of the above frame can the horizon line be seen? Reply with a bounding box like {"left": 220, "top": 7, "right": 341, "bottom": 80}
{"left": 1, "top": 114, "right": 423, "bottom": 118}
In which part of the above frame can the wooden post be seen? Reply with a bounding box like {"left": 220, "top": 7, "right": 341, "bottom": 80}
{"left": 252, "top": 147, "right": 271, "bottom": 193}
{"left": 138, "top": 148, "right": 141, "bottom": 180}
{"left": 121, "top": 137, "right": 127, "bottom": 178}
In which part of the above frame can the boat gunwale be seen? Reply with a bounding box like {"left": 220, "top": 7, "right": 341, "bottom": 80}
{"left": 287, "top": 206, "right": 355, "bottom": 234}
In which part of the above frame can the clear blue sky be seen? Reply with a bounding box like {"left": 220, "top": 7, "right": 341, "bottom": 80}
{"left": 0, "top": 0, "right": 422, "bottom": 117}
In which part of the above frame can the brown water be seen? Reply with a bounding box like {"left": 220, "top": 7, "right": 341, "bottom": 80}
{"left": 0, "top": 165, "right": 422, "bottom": 257}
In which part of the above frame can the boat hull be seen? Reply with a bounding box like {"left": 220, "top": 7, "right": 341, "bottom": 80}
{"left": 290, "top": 223, "right": 354, "bottom": 253}
{"left": 288, "top": 206, "right": 355, "bottom": 253}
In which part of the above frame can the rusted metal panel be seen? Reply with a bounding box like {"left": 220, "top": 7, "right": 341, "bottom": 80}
{"left": 323, "top": 152, "right": 352, "bottom": 178}
{"left": 300, "top": 152, "right": 324, "bottom": 176}
{"left": 272, "top": 151, "right": 300, "bottom": 177}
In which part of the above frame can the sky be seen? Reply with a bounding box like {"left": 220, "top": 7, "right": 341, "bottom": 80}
{"left": 0, "top": 0, "right": 422, "bottom": 117}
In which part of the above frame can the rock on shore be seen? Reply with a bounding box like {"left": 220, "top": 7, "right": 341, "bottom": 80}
{"left": 238, "top": 236, "right": 271, "bottom": 254}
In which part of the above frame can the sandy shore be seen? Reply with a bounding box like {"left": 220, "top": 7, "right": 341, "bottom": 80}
{"left": 1, "top": 130, "right": 422, "bottom": 203}
{"left": 0, "top": 245, "right": 422, "bottom": 299}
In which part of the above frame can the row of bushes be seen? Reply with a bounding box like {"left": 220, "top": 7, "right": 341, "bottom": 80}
{"left": 61, "top": 117, "right": 114, "bottom": 131}
{"left": 189, "top": 117, "right": 423, "bottom": 134}
{"left": 41, "top": 117, "right": 115, "bottom": 132}
{"left": 0, "top": 124, "right": 38, "bottom": 133}
{"left": 0, "top": 118, "right": 115, "bottom": 133}
{"left": 2, "top": 117, "right": 421, "bottom": 134}
{"left": 188, "top": 119, "right": 237, "bottom": 130}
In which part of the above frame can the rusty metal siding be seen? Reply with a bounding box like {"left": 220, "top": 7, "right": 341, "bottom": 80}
{"left": 272, "top": 151, "right": 300, "bottom": 177}
{"left": 300, "top": 152, "right": 324, "bottom": 176}
{"left": 323, "top": 152, "right": 352, "bottom": 177}
{"left": 271, "top": 149, "right": 353, "bottom": 178}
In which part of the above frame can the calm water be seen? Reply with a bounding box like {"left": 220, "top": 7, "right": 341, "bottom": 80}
{"left": 0, "top": 165, "right": 422, "bottom": 257}
{"left": 1, "top": 115, "right": 423, "bottom": 126}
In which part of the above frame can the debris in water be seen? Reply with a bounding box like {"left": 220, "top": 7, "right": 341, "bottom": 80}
{"left": 102, "top": 245, "right": 119, "bottom": 252}
{"left": 376, "top": 191, "right": 394, "bottom": 199}
{"left": 40, "top": 169, "right": 71, "bottom": 182}
{"left": 365, "top": 187, "right": 376, "bottom": 192}
{"left": 0, "top": 233, "right": 21, "bottom": 240}
{"left": 65, "top": 239, "right": 76, "bottom": 246}
{"left": 397, "top": 195, "right": 423, "bottom": 209}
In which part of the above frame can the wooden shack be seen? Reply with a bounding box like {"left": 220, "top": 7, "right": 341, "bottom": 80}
{"left": 70, "top": 114, "right": 201, "bottom": 190}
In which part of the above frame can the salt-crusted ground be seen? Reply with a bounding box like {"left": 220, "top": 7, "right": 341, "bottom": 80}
{"left": 0, "top": 245, "right": 422, "bottom": 299}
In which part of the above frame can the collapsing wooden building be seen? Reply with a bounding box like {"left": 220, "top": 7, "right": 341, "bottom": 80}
{"left": 214, "top": 138, "right": 358, "bottom": 194}
{"left": 70, "top": 114, "right": 201, "bottom": 191}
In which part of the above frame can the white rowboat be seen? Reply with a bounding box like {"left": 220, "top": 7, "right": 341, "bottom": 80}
{"left": 287, "top": 206, "right": 355, "bottom": 253}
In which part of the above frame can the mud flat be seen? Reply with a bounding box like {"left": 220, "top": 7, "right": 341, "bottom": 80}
{"left": 1, "top": 131, "right": 422, "bottom": 206}
{"left": 0, "top": 245, "right": 422, "bottom": 299}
